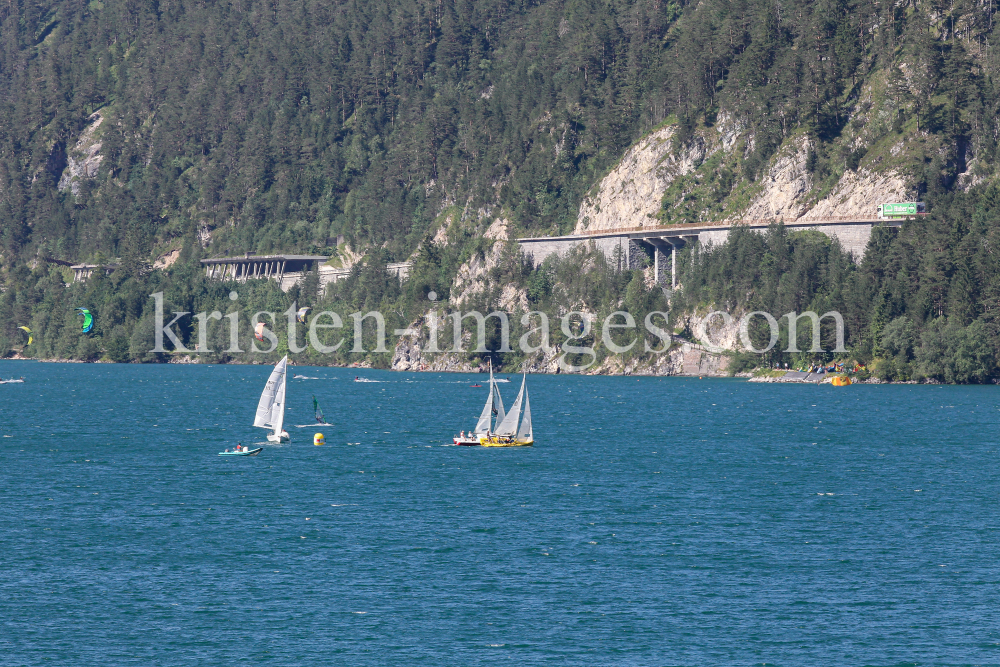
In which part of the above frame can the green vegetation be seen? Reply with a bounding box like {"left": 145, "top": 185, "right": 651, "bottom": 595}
{"left": 675, "top": 182, "right": 1000, "bottom": 382}
{"left": 0, "top": 0, "right": 696, "bottom": 265}
{"left": 0, "top": 232, "right": 670, "bottom": 370}
{"left": 0, "top": 0, "right": 999, "bottom": 381}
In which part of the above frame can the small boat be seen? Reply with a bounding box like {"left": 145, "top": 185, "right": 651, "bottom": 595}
{"left": 295, "top": 395, "right": 333, "bottom": 427}
{"left": 254, "top": 356, "right": 290, "bottom": 443}
{"left": 831, "top": 375, "right": 852, "bottom": 387}
{"left": 453, "top": 361, "right": 505, "bottom": 446}
{"left": 481, "top": 373, "right": 533, "bottom": 447}
{"left": 470, "top": 383, "right": 482, "bottom": 388}
{"left": 219, "top": 446, "right": 263, "bottom": 457}
{"left": 312, "top": 395, "right": 332, "bottom": 425}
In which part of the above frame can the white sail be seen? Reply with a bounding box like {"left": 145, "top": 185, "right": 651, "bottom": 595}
{"left": 475, "top": 361, "right": 496, "bottom": 434}
{"left": 475, "top": 382, "right": 494, "bottom": 434}
{"left": 270, "top": 367, "right": 286, "bottom": 436}
{"left": 253, "top": 356, "right": 288, "bottom": 428}
{"left": 494, "top": 375, "right": 524, "bottom": 436}
{"left": 254, "top": 356, "right": 287, "bottom": 428}
{"left": 516, "top": 382, "right": 532, "bottom": 442}
{"left": 493, "top": 376, "right": 506, "bottom": 428}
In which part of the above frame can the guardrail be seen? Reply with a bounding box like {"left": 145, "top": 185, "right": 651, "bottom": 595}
{"left": 575, "top": 216, "right": 902, "bottom": 236}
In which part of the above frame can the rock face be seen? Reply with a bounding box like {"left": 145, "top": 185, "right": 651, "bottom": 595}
{"left": 741, "top": 138, "right": 910, "bottom": 222}
{"left": 740, "top": 138, "right": 813, "bottom": 220}
{"left": 390, "top": 322, "right": 482, "bottom": 373}
{"left": 58, "top": 111, "right": 105, "bottom": 195}
{"left": 573, "top": 121, "right": 912, "bottom": 233}
{"left": 451, "top": 217, "right": 528, "bottom": 308}
{"left": 389, "top": 313, "right": 732, "bottom": 377}
{"left": 575, "top": 126, "right": 711, "bottom": 233}
{"left": 685, "top": 309, "right": 743, "bottom": 353}
{"left": 153, "top": 249, "right": 181, "bottom": 269}
{"left": 803, "top": 168, "right": 909, "bottom": 219}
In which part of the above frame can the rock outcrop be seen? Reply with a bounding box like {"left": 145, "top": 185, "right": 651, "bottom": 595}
{"left": 573, "top": 120, "right": 913, "bottom": 233}
{"left": 450, "top": 217, "right": 528, "bottom": 309}
{"left": 58, "top": 111, "right": 105, "bottom": 195}
{"left": 740, "top": 138, "right": 813, "bottom": 220}
{"left": 802, "top": 168, "right": 909, "bottom": 219}
{"left": 575, "top": 126, "right": 713, "bottom": 233}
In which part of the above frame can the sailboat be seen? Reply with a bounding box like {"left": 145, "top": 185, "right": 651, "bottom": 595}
{"left": 254, "top": 356, "right": 290, "bottom": 443}
{"left": 312, "top": 395, "right": 332, "bottom": 425}
{"left": 453, "top": 361, "right": 505, "bottom": 446}
{"left": 295, "top": 395, "right": 333, "bottom": 427}
{"left": 481, "top": 373, "right": 533, "bottom": 447}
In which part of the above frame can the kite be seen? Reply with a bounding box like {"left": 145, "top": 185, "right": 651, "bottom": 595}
{"left": 296, "top": 307, "right": 311, "bottom": 324}
{"left": 76, "top": 308, "right": 94, "bottom": 333}
{"left": 18, "top": 326, "right": 31, "bottom": 345}
{"left": 254, "top": 321, "right": 266, "bottom": 342}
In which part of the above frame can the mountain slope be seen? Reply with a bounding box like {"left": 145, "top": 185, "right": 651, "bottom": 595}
{"left": 1, "top": 0, "right": 1000, "bottom": 381}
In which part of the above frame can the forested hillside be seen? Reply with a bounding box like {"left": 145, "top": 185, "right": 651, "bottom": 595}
{"left": 2, "top": 0, "right": 1000, "bottom": 380}
{"left": 1, "top": 0, "right": 689, "bottom": 262}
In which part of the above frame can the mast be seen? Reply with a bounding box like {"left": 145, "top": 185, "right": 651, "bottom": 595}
{"left": 492, "top": 364, "right": 505, "bottom": 429}
{"left": 270, "top": 365, "right": 287, "bottom": 437}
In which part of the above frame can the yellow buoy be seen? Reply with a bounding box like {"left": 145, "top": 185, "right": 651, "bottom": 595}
{"left": 313, "top": 432, "right": 325, "bottom": 446}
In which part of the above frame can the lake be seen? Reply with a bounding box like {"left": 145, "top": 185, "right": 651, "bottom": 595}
{"left": 1, "top": 360, "right": 998, "bottom": 665}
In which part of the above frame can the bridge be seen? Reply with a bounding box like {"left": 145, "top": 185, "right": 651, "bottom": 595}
{"left": 517, "top": 217, "right": 903, "bottom": 287}
{"left": 200, "top": 254, "right": 412, "bottom": 292}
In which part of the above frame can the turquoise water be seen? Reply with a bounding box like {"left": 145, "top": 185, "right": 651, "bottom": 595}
{"left": 1, "top": 360, "right": 999, "bottom": 665}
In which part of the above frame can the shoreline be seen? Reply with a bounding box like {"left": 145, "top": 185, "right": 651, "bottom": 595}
{"left": 3, "top": 356, "right": 993, "bottom": 384}
{"left": 2, "top": 354, "right": 726, "bottom": 377}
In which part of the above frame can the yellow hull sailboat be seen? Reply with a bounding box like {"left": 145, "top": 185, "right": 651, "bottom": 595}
{"left": 481, "top": 438, "right": 533, "bottom": 447}
{"left": 480, "top": 373, "right": 533, "bottom": 447}
{"left": 454, "top": 360, "right": 506, "bottom": 445}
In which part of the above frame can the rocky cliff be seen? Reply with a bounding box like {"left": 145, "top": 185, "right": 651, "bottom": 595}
{"left": 573, "top": 115, "right": 921, "bottom": 231}
{"left": 576, "top": 125, "right": 726, "bottom": 233}
{"left": 57, "top": 111, "right": 105, "bottom": 196}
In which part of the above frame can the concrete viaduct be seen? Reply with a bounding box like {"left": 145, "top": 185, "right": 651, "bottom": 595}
{"left": 517, "top": 217, "right": 902, "bottom": 288}
{"left": 200, "top": 253, "right": 412, "bottom": 293}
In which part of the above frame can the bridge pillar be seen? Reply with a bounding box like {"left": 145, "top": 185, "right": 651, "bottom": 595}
{"left": 666, "top": 238, "right": 679, "bottom": 289}
{"left": 642, "top": 237, "right": 673, "bottom": 286}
